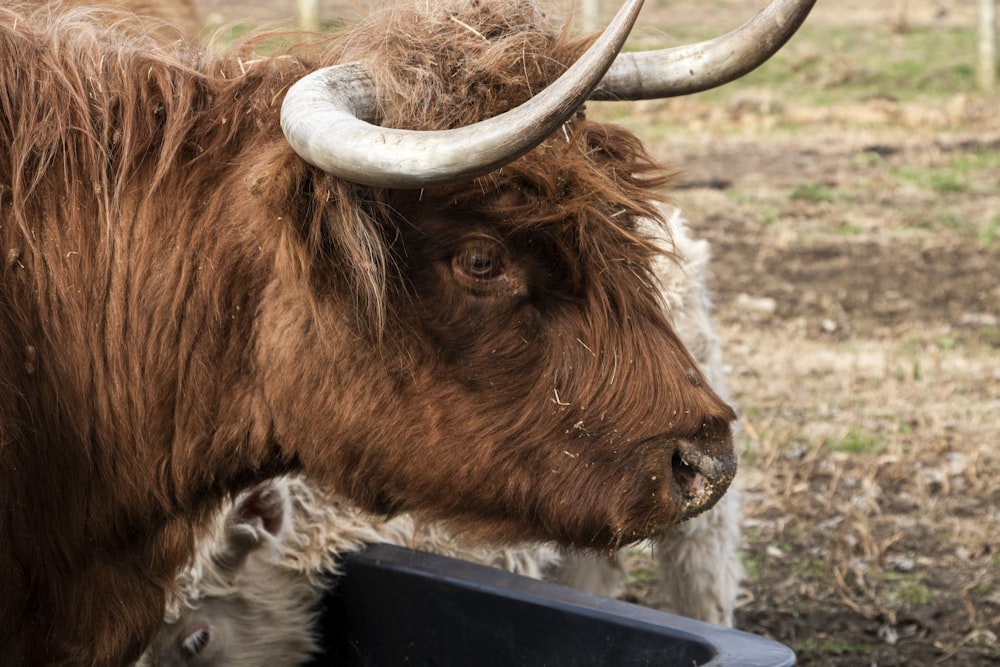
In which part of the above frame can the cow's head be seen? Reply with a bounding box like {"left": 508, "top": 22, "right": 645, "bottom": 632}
{"left": 261, "top": 0, "right": 815, "bottom": 550}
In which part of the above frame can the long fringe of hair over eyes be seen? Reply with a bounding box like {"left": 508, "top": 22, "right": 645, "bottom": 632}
{"left": 313, "top": 0, "right": 678, "bottom": 327}
{"left": 0, "top": 0, "right": 677, "bottom": 339}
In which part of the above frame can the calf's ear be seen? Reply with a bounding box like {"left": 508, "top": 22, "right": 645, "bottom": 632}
{"left": 214, "top": 479, "right": 290, "bottom": 572}
{"left": 231, "top": 479, "right": 288, "bottom": 537}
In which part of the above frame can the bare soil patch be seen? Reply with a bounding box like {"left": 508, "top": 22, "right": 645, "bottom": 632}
{"left": 624, "top": 116, "right": 1000, "bottom": 666}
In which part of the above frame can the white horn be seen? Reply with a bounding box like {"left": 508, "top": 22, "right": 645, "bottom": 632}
{"left": 591, "top": 0, "right": 817, "bottom": 101}
{"left": 281, "top": 0, "right": 645, "bottom": 189}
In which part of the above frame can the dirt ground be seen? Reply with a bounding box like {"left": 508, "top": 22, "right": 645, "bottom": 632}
{"left": 607, "top": 5, "right": 999, "bottom": 666}
{"left": 194, "top": 1, "right": 999, "bottom": 664}
{"left": 624, "top": 114, "right": 1000, "bottom": 666}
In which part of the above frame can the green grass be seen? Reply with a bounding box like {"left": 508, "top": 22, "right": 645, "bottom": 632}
{"left": 933, "top": 211, "right": 967, "bottom": 230}
{"left": 728, "top": 25, "right": 981, "bottom": 103}
{"left": 624, "top": 21, "right": 991, "bottom": 111}
{"left": 595, "top": 16, "right": 999, "bottom": 136}
{"left": 890, "top": 147, "right": 1000, "bottom": 195}
{"left": 828, "top": 428, "right": 885, "bottom": 455}
{"left": 937, "top": 333, "right": 964, "bottom": 350}
{"left": 213, "top": 10, "right": 994, "bottom": 110}
{"left": 887, "top": 577, "right": 935, "bottom": 605}
{"left": 852, "top": 150, "right": 886, "bottom": 167}
{"left": 790, "top": 183, "right": 840, "bottom": 204}
{"left": 978, "top": 215, "right": 1000, "bottom": 245}
{"left": 831, "top": 220, "right": 863, "bottom": 235}
{"left": 758, "top": 208, "right": 779, "bottom": 226}
{"left": 203, "top": 17, "right": 349, "bottom": 50}
{"left": 798, "top": 557, "right": 833, "bottom": 580}
{"left": 893, "top": 165, "right": 967, "bottom": 194}
{"left": 741, "top": 552, "right": 762, "bottom": 581}
{"left": 978, "top": 326, "right": 1000, "bottom": 347}
{"left": 885, "top": 146, "right": 1000, "bottom": 242}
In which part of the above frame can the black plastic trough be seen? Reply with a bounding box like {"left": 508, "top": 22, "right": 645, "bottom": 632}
{"left": 307, "top": 543, "right": 795, "bottom": 666}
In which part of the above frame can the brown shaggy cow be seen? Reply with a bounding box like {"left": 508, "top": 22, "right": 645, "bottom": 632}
{"left": 0, "top": 0, "right": 813, "bottom": 663}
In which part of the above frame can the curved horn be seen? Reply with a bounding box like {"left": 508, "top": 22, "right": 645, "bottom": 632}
{"left": 590, "top": 0, "right": 817, "bottom": 101}
{"left": 281, "top": 0, "right": 645, "bottom": 189}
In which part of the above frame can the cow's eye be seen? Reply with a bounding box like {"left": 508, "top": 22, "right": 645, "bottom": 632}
{"left": 454, "top": 241, "right": 504, "bottom": 282}
{"left": 179, "top": 625, "right": 211, "bottom": 659}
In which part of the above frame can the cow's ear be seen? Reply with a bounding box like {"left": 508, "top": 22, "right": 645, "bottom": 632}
{"left": 177, "top": 622, "right": 212, "bottom": 661}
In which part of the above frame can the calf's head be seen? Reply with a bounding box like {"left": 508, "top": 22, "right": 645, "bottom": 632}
{"left": 140, "top": 481, "right": 321, "bottom": 667}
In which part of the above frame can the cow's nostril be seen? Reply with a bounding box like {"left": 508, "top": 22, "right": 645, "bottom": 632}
{"left": 672, "top": 438, "right": 737, "bottom": 520}
{"left": 671, "top": 449, "right": 707, "bottom": 500}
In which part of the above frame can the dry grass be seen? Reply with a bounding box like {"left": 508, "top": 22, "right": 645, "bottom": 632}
{"left": 728, "top": 323, "right": 999, "bottom": 664}
{"left": 599, "top": 5, "right": 1000, "bottom": 664}
{"left": 613, "top": 93, "right": 1000, "bottom": 667}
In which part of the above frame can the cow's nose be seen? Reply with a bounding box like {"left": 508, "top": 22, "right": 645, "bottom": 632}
{"left": 672, "top": 421, "right": 736, "bottom": 520}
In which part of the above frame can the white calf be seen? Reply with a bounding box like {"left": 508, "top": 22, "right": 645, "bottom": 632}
{"left": 138, "top": 476, "right": 557, "bottom": 665}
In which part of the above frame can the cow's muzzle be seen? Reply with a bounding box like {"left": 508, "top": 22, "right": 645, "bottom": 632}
{"left": 666, "top": 420, "right": 737, "bottom": 521}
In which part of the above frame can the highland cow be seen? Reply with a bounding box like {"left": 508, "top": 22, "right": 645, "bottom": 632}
{"left": 0, "top": 0, "right": 813, "bottom": 663}
{"left": 138, "top": 206, "right": 741, "bottom": 667}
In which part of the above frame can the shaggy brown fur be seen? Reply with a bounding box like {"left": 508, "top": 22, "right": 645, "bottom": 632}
{"left": 0, "top": 1, "right": 735, "bottom": 664}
